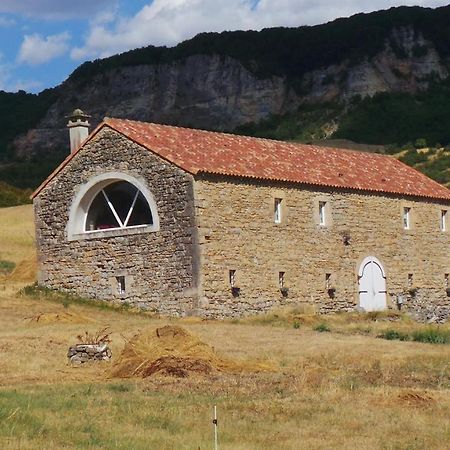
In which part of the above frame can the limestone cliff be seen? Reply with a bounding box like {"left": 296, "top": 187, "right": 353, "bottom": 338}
{"left": 12, "top": 25, "right": 450, "bottom": 159}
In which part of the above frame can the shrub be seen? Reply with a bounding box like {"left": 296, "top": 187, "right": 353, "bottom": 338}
{"left": 412, "top": 328, "right": 450, "bottom": 344}
{"left": 314, "top": 323, "right": 331, "bottom": 332}
{"left": 378, "top": 329, "right": 409, "bottom": 341}
{"left": 0, "top": 260, "right": 15, "bottom": 275}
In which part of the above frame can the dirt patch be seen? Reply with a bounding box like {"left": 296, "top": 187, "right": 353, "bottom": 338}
{"left": 112, "top": 325, "right": 272, "bottom": 378}
{"left": 25, "top": 311, "right": 96, "bottom": 325}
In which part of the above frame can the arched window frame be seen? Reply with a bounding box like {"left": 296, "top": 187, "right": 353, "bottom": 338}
{"left": 67, "top": 172, "right": 160, "bottom": 241}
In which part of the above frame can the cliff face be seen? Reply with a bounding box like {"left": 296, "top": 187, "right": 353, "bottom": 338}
{"left": 12, "top": 26, "right": 449, "bottom": 159}
{"left": 303, "top": 28, "right": 447, "bottom": 102}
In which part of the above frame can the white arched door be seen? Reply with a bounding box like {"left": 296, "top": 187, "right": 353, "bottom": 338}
{"left": 358, "top": 257, "right": 387, "bottom": 311}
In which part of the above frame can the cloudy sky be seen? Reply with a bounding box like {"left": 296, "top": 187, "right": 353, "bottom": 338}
{"left": 0, "top": 0, "right": 447, "bottom": 93}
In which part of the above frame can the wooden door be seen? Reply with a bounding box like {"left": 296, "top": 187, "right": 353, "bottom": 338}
{"left": 358, "top": 257, "right": 387, "bottom": 311}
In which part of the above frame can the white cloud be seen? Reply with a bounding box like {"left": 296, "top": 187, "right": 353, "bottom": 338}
{"left": 18, "top": 32, "right": 71, "bottom": 66}
{"left": 70, "top": 0, "right": 450, "bottom": 61}
{"left": 0, "top": 16, "right": 15, "bottom": 27}
{"left": 0, "top": 0, "right": 113, "bottom": 20}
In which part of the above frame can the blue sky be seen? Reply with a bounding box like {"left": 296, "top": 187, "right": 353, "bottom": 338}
{"left": 0, "top": 0, "right": 447, "bottom": 93}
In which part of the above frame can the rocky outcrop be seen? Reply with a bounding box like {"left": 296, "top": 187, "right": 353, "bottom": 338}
{"left": 13, "top": 26, "right": 449, "bottom": 159}
{"left": 303, "top": 28, "right": 447, "bottom": 101}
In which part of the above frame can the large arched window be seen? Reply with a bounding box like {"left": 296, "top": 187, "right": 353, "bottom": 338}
{"left": 86, "top": 181, "right": 153, "bottom": 231}
{"left": 68, "top": 173, "right": 159, "bottom": 240}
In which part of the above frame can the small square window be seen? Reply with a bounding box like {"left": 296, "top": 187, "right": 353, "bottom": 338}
{"left": 319, "top": 201, "right": 327, "bottom": 226}
{"left": 116, "top": 276, "right": 126, "bottom": 294}
{"left": 274, "top": 198, "right": 282, "bottom": 223}
{"left": 441, "top": 210, "right": 447, "bottom": 231}
{"left": 403, "top": 207, "right": 411, "bottom": 230}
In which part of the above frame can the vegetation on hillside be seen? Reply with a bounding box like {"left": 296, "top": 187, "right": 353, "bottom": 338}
{"left": 0, "top": 181, "right": 32, "bottom": 207}
{"left": 69, "top": 5, "right": 450, "bottom": 85}
{"left": 0, "top": 89, "right": 57, "bottom": 162}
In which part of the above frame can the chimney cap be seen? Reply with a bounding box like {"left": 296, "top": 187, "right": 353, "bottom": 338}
{"left": 66, "top": 108, "right": 91, "bottom": 121}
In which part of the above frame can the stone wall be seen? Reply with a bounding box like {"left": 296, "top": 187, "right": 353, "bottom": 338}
{"left": 34, "top": 131, "right": 450, "bottom": 319}
{"left": 34, "top": 128, "right": 200, "bottom": 315}
{"left": 194, "top": 174, "right": 450, "bottom": 319}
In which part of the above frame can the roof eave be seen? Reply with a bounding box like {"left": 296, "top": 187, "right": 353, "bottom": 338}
{"left": 196, "top": 170, "right": 450, "bottom": 202}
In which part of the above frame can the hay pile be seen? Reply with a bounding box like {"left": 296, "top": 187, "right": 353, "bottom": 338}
{"left": 112, "top": 325, "right": 271, "bottom": 378}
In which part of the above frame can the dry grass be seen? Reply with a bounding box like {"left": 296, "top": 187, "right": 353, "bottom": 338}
{"left": 0, "top": 204, "right": 35, "bottom": 265}
{"left": 0, "top": 205, "right": 449, "bottom": 449}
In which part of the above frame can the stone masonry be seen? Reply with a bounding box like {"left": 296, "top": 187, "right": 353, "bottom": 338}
{"left": 34, "top": 128, "right": 201, "bottom": 315}
{"left": 34, "top": 127, "right": 450, "bottom": 320}
{"left": 193, "top": 175, "right": 450, "bottom": 320}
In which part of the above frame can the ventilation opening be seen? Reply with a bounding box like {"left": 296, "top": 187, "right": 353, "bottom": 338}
{"left": 116, "top": 276, "right": 126, "bottom": 294}
{"left": 229, "top": 270, "right": 236, "bottom": 287}
{"left": 278, "top": 271, "right": 285, "bottom": 289}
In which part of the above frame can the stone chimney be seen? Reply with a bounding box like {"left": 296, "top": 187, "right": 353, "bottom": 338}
{"left": 66, "top": 108, "right": 91, "bottom": 153}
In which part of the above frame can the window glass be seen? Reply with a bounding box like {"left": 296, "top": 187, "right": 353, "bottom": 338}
{"left": 274, "top": 198, "right": 282, "bottom": 223}
{"left": 319, "top": 201, "right": 327, "bottom": 225}
{"left": 86, "top": 192, "right": 120, "bottom": 231}
{"left": 403, "top": 207, "right": 411, "bottom": 229}
{"left": 441, "top": 210, "right": 447, "bottom": 231}
{"left": 85, "top": 181, "right": 153, "bottom": 232}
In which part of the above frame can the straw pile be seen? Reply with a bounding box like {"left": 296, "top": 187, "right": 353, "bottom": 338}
{"left": 112, "top": 325, "right": 271, "bottom": 378}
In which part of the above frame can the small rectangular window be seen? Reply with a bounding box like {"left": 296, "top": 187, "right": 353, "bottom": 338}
{"left": 116, "top": 276, "right": 126, "bottom": 294}
{"left": 403, "top": 207, "right": 411, "bottom": 230}
{"left": 274, "top": 198, "right": 282, "bottom": 223}
{"left": 441, "top": 210, "right": 447, "bottom": 231}
{"left": 229, "top": 270, "right": 236, "bottom": 287}
{"left": 319, "top": 201, "right": 327, "bottom": 226}
{"left": 408, "top": 273, "right": 413, "bottom": 287}
{"left": 325, "top": 273, "right": 332, "bottom": 289}
{"left": 278, "top": 271, "right": 285, "bottom": 289}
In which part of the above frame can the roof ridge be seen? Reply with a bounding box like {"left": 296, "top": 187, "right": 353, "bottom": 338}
{"left": 105, "top": 117, "right": 395, "bottom": 159}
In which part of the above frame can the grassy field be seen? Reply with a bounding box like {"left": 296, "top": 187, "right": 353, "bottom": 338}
{"left": 0, "top": 205, "right": 449, "bottom": 449}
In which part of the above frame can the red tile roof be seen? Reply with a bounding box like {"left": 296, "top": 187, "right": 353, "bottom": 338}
{"left": 32, "top": 118, "right": 450, "bottom": 201}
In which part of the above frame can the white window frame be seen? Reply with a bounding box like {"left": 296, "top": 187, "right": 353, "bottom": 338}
{"left": 274, "top": 198, "right": 282, "bottom": 224}
{"left": 403, "top": 207, "right": 411, "bottom": 230}
{"left": 116, "top": 276, "right": 126, "bottom": 294}
{"left": 441, "top": 210, "right": 447, "bottom": 232}
{"left": 319, "top": 201, "right": 327, "bottom": 226}
{"left": 67, "top": 172, "right": 160, "bottom": 241}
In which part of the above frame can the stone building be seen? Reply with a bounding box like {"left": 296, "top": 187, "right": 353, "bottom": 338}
{"left": 32, "top": 111, "right": 450, "bottom": 320}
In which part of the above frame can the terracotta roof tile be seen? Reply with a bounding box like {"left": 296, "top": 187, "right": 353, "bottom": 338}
{"left": 32, "top": 118, "right": 450, "bottom": 201}
{"left": 103, "top": 118, "right": 450, "bottom": 201}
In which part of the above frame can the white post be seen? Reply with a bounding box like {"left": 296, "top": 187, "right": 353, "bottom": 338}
{"left": 213, "top": 405, "right": 218, "bottom": 450}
